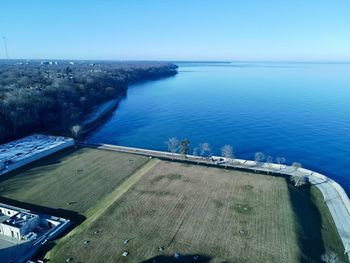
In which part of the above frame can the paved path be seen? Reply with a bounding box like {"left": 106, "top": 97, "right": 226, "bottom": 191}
{"left": 79, "top": 142, "right": 350, "bottom": 260}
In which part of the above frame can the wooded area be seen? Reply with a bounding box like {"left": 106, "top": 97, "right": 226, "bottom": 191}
{"left": 0, "top": 61, "right": 177, "bottom": 143}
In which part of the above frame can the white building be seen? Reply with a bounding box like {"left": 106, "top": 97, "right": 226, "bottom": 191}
{"left": 0, "top": 203, "right": 70, "bottom": 263}
{"left": 0, "top": 134, "right": 74, "bottom": 176}
{"left": 0, "top": 207, "right": 39, "bottom": 241}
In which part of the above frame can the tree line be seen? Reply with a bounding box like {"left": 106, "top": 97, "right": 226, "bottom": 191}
{"left": 165, "top": 137, "right": 306, "bottom": 187}
{"left": 0, "top": 61, "right": 177, "bottom": 143}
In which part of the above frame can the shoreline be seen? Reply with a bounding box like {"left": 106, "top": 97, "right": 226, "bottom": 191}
{"left": 79, "top": 98, "right": 121, "bottom": 138}
{"left": 77, "top": 72, "right": 178, "bottom": 140}
{"left": 1, "top": 135, "right": 348, "bottom": 261}
{"left": 0, "top": 62, "right": 178, "bottom": 144}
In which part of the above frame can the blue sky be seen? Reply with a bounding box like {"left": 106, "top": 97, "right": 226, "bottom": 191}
{"left": 1, "top": 0, "right": 350, "bottom": 61}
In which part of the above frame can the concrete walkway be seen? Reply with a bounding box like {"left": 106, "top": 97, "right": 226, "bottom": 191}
{"left": 288, "top": 168, "right": 350, "bottom": 260}
{"left": 79, "top": 142, "right": 350, "bottom": 261}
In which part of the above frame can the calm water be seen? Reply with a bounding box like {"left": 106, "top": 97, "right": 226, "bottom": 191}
{"left": 89, "top": 62, "right": 350, "bottom": 193}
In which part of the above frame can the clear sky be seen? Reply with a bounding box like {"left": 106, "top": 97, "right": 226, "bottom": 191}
{"left": 1, "top": 0, "right": 350, "bottom": 61}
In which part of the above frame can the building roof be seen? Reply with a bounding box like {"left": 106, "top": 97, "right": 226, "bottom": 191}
{"left": 0, "top": 134, "right": 73, "bottom": 164}
{"left": 2, "top": 212, "right": 38, "bottom": 228}
{"left": 0, "top": 214, "right": 10, "bottom": 224}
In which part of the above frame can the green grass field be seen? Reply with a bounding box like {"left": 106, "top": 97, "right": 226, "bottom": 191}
{"left": 0, "top": 146, "right": 149, "bottom": 216}
{"left": 43, "top": 160, "right": 345, "bottom": 263}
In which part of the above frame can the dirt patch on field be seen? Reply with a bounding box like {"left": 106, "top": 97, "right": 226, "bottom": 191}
{"left": 151, "top": 173, "right": 190, "bottom": 184}
{"left": 232, "top": 203, "right": 253, "bottom": 214}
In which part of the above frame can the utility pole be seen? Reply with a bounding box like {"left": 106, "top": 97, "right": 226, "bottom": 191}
{"left": 3, "top": 36, "right": 9, "bottom": 59}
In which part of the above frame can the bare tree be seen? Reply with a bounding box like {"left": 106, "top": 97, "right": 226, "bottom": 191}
{"left": 291, "top": 173, "right": 307, "bottom": 187}
{"left": 192, "top": 147, "right": 200, "bottom": 156}
{"left": 254, "top": 152, "right": 265, "bottom": 168}
{"left": 221, "top": 145, "right": 234, "bottom": 163}
{"left": 292, "top": 162, "right": 302, "bottom": 171}
{"left": 179, "top": 138, "right": 190, "bottom": 158}
{"left": 166, "top": 137, "right": 179, "bottom": 158}
{"left": 266, "top": 155, "right": 273, "bottom": 173}
{"left": 199, "top": 143, "right": 211, "bottom": 159}
{"left": 71, "top": 125, "right": 81, "bottom": 139}
{"left": 276, "top": 157, "right": 286, "bottom": 170}
{"left": 321, "top": 251, "right": 343, "bottom": 263}
{"left": 192, "top": 147, "right": 200, "bottom": 164}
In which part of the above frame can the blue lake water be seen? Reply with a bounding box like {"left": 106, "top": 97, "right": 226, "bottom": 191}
{"left": 89, "top": 62, "right": 350, "bottom": 193}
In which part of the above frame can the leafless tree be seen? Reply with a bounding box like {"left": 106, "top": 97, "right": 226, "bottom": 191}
{"left": 266, "top": 155, "right": 273, "bottom": 173}
{"left": 292, "top": 162, "right": 302, "bottom": 171}
{"left": 291, "top": 173, "right": 307, "bottom": 187}
{"left": 192, "top": 147, "right": 200, "bottom": 156}
{"left": 192, "top": 147, "right": 200, "bottom": 164}
{"left": 221, "top": 145, "right": 234, "bottom": 163}
{"left": 166, "top": 137, "right": 179, "bottom": 158}
{"left": 254, "top": 152, "right": 265, "bottom": 168}
{"left": 71, "top": 125, "right": 81, "bottom": 138}
{"left": 321, "top": 251, "right": 343, "bottom": 263}
{"left": 199, "top": 143, "right": 211, "bottom": 159}
{"left": 276, "top": 157, "right": 286, "bottom": 169}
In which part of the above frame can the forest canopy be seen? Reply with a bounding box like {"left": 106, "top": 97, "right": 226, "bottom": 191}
{"left": 0, "top": 61, "right": 177, "bottom": 143}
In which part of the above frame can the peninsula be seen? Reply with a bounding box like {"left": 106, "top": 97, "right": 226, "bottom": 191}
{"left": 0, "top": 61, "right": 178, "bottom": 144}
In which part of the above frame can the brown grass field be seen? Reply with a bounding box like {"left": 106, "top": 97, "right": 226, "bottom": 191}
{"left": 45, "top": 159, "right": 345, "bottom": 263}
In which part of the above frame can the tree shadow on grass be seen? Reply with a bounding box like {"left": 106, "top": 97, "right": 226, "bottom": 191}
{"left": 287, "top": 180, "right": 325, "bottom": 263}
{"left": 141, "top": 254, "right": 212, "bottom": 263}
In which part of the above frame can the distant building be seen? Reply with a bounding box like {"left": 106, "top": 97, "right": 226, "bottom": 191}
{"left": 40, "top": 61, "right": 58, "bottom": 65}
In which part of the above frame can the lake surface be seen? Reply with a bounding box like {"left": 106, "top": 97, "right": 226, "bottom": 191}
{"left": 89, "top": 62, "right": 350, "bottom": 193}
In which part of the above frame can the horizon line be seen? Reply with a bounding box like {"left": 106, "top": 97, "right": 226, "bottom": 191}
{"left": 1, "top": 58, "right": 350, "bottom": 64}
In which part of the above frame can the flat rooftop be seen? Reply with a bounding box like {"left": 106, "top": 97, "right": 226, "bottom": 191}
{"left": 3, "top": 211, "right": 38, "bottom": 228}
{"left": 0, "top": 134, "right": 73, "bottom": 164}
{"left": 0, "top": 202, "right": 71, "bottom": 262}
{"left": 0, "top": 214, "right": 10, "bottom": 224}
